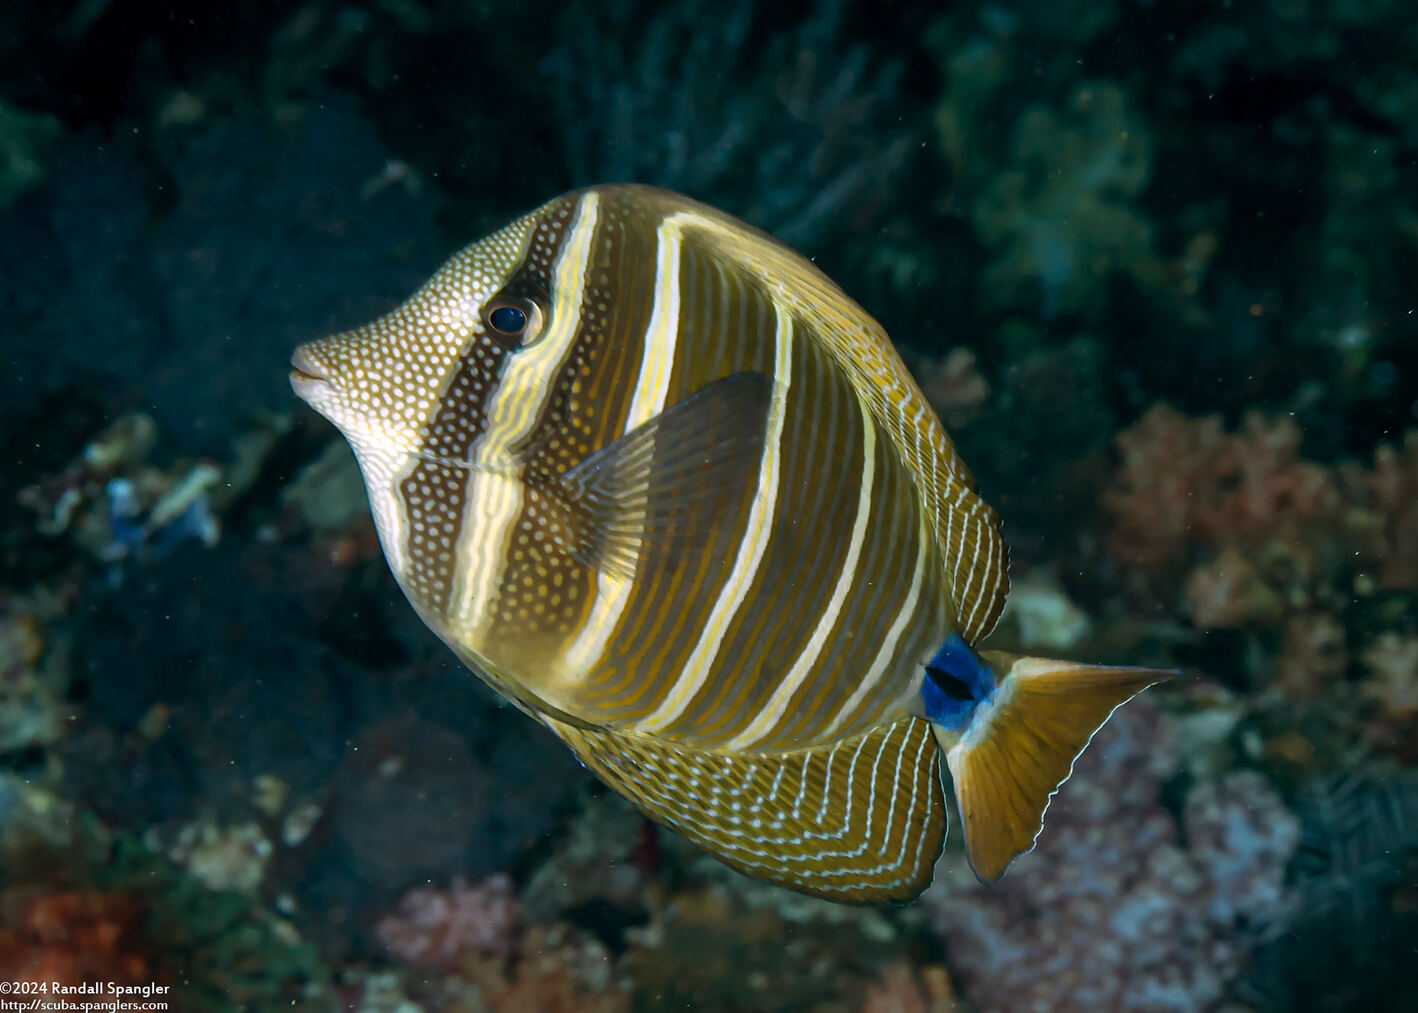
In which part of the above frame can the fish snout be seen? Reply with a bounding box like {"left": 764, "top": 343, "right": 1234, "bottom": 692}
{"left": 289, "top": 345, "right": 332, "bottom": 395}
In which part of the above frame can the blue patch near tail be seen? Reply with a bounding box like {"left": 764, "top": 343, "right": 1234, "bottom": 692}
{"left": 921, "top": 634, "right": 995, "bottom": 732}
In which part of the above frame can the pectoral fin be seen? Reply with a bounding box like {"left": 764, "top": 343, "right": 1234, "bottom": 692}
{"left": 552, "top": 371, "right": 773, "bottom": 579}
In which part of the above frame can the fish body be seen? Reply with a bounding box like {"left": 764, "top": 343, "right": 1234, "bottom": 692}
{"left": 292, "top": 185, "right": 1168, "bottom": 903}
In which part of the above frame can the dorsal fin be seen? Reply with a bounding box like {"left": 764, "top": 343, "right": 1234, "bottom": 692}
{"left": 621, "top": 186, "right": 1009, "bottom": 643}
{"left": 545, "top": 715, "right": 947, "bottom": 904}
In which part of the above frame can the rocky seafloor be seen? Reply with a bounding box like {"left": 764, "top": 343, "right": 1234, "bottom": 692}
{"left": 1, "top": 1, "right": 1415, "bottom": 1010}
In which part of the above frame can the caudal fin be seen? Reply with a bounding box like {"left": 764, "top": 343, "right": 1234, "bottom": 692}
{"left": 941, "top": 652, "right": 1172, "bottom": 882}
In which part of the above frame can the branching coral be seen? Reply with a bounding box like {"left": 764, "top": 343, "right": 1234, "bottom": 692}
{"left": 1105, "top": 405, "right": 1342, "bottom": 587}
{"left": 860, "top": 961, "right": 959, "bottom": 1013}
{"left": 1360, "top": 632, "right": 1418, "bottom": 722}
{"left": 1106, "top": 406, "right": 1414, "bottom": 604}
{"left": 473, "top": 924, "right": 629, "bottom": 1013}
{"left": 374, "top": 874, "right": 628, "bottom": 1012}
{"left": 1354, "top": 430, "right": 1418, "bottom": 590}
{"left": 1103, "top": 405, "right": 1418, "bottom": 731}
{"left": 904, "top": 348, "right": 991, "bottom": 431}
{"left": 970, "top": 82, "right": 1154, "bottom": 319}
{"left": 1238, "top": 768, "right": 1418, "bottom": 1010}
{"left": 540, "top": 0, "right": 918, "bottom": 251}
{"left": 378, "top": 874, "right": 522, "bottom": 970}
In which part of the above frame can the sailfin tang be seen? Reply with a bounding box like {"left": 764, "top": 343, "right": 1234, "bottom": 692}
{"left": 554, "top": 371, "right": 773, "bottom": 579}
{"left": 545, "top": 716, "right": 947, "bottom": 904}
{"left": 941, "top": 653, "right": 1172, "bottom": 882}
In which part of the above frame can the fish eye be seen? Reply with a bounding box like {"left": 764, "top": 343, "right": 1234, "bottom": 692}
{"left": 489, "top": 305, "right": 526, "bottom": 334}
{"left": 483, "top": 296, "right": 542, "bottom": 348}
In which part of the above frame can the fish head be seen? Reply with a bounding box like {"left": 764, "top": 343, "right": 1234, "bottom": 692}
{"left": 288, "top": 189, "right": 613, "bottom": 639}
{"left": 289, "top": 205, "right": 556, "bottom": 462}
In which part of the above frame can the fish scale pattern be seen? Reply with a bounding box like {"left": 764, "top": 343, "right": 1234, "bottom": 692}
{"left": 548, "top": 714, "right": 946, "bottom": 903}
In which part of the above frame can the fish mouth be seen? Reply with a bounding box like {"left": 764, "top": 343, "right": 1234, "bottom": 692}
{"left": 289, "top": 346, "right": 331, "bottom": 387}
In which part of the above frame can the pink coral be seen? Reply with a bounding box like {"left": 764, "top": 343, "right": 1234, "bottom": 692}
{"left": 476, "top": 924, "right": 629, "bottom": 1013}
{"left": 860, "top": 962, "right": 959, "bottom": 1013}
{"left": 924, "top": 699, "right": 1299, "bottom": 1011}
{"left": 1361, "top": 632, "right": 1418, "bottom": 720}
{"left": 1104, "top": 407, "right": 1417, "bottom": 639}
{"left": 1349, "top": 430, "right": 1418, "bottom": 590}
{"left": 1100, "top": 407, "right": 1418, "bottom": 720}
{"left": 1181, "top": 546, "right": 1281, "bottom": 629}
{"left": 356, "top": 919, "right": 631, "bottom": 1012}
{"left": 1273, "top": 612, "right": 1349, "bottom": 697}
{"left": 907, "top": 348, "right": 991, "bottom": 430}
{"left": 377, "top": 874, "right": 522, "bottom": 970}
{"left": 1104, "top": 405, "right": 1340, "bottom": 579}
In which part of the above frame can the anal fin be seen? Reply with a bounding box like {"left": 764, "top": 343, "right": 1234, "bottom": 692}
{"left": 942, "top": 653, "right": 1173, "bottom": 882}
{"left": 545, "top": 717, "right": 946, "bottom": 904}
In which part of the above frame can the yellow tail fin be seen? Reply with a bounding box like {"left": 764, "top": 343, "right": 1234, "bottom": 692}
{"left": 940, "top": 652, "right": 1171, "bottom": 882}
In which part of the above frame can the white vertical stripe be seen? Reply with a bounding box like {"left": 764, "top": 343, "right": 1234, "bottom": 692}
{"left": 348, "top": 442, "right": 413, "bottom": 573}
{"left": 897, "top": 722, "right": 932, "bottom": 872}
{"left": 720, "top": 402, "right": 878, "bottom": 751}
{"left": 471, "top": 195, "right": 603, "bottom": 465}
{"left": 820, "top": 520, "right": 931, "bottom": 738}
{"left": 961, "top": 512, "right": 993, "bottom": 637}
{"left": 380, "top": 214, "right": 543, "bottom": 586}
{"left": 556, "top": 211, "right": 692, "bottom": 678}
{"left": 948, "top": 483, "right": 970, "bottom": 607}
{"left": 878, "top": 723, "right": 910, "bottom": 853}
{"left": 452, "top": 467, "right": 520, "bottom": 626}
{"left": 632, "top": 300, "right": 794, "bottom": 731}
{"left": 447, "top": 192, "right": 601, "bottom": 636}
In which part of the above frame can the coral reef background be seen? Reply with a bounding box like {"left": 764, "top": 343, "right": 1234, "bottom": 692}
{"left": 1, "top": 0, "right": 1414, "bottom": 1010}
